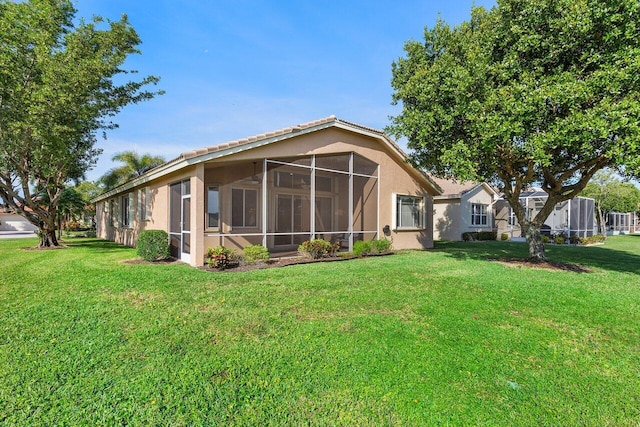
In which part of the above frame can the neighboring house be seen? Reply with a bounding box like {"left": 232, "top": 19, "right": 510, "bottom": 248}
{"left": 606, "top": 211, "right": 638, "bottom": 235}
{"left": 495, "top": 189, "right": 596, "bottom": 239}
{"left": 431, "top": 177, "right": 499, "bottom": 241}
{"left": 0, "top": 204, "right": 38, "bottom": 232}
{"left": 93, "top": 116, "right": 442, "bottom": 267}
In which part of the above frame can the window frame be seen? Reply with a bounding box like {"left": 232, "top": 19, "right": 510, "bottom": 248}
{"left": 393, "top": 194, "right": 425, "bottom": 230}
{"left": 207, "top": 186, "right": 220, "bottom": 229}
{"left": 231, "top": 187, "right": 258, "bottom": 229}
{"left": 471, "top": 203, "right": 488, "bottom": 226}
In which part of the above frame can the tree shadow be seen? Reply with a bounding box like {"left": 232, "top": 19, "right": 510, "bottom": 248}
{"left": 64, "top": 238, "right": 134, "bottom": 253}
{"left": 433, "top": 240, "right": 640, "bottom": 275}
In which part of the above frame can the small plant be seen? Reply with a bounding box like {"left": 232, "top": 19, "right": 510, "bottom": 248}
{"left": 243, "top": 244, "right": 270, "bottom": 264}
{"left": 542, "top": 235, "right": 550, "bottom": 244}
{"left": 371, "top": 238, "right": 392, "bottom": 253}
{"left": 136, "top": 230, "right": 170, "bottom": 261}
{"left": 206, "top": 246, "right": 239, "bottom": 269}
{"left": 554, "top": 236, "right": 565, "bottom": 245}
{"left": 353, "top": 240, "right": 373, "bottom": 256}
{"left": 298, "top": 239, "right": 332, "bottom": 259}
{"left": 328, "top": 241, "right": 341, "bottom": 257}
{"left": 500, "top": 233, "right": 509, "bottom": 241}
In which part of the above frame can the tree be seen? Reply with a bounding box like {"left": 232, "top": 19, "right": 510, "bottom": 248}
{"left": 581, "top": 171, "right": 640, "bottom": 233}
{"left": 0, "top": 0, "right": 162, "bottom": 247}
{"left": 388, "top": 0, "right": 640, "bottom": 261}
{"left": 99, "top": 151, "right": 165, "bottom": 190}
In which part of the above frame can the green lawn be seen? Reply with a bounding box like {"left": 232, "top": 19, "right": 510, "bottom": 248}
{"left": 1, "top": 236, "right": 639, "bottom": 425}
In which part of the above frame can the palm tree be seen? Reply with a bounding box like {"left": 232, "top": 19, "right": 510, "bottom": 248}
{"left": 100, "top": 151, "right": 165, "bottom": 190}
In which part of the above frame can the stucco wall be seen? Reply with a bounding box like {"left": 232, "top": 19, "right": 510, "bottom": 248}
{"left": 433, "top": 186, "right": 496, "bottom": 241}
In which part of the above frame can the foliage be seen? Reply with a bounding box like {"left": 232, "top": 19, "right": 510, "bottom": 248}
{"left": 100, "top": 151, "right": 166, "bottom": 190}
{"left": 242, "top": 244, "right": 270, "bottom": 264}
{"left": 578, "top": 234, "right": 607, "bottom": 245}
{"left": 462, "top": 231, "right": 497, "bottom": 241}
{"left": 554, "top": 236, "right": 565, "bottom": 245}
{"left": 352, "top": 240, "right": 373, "bottom": 256}
{"left": 136, "top": 230, "right": 170, "bottom": 261}
{"left": 542, "top": 235, "right": 550, "bottom": 244}
{"left": 298, "top": 239, "right": 333, "bottom": 259}
{"left": 500, "top": 233, "right": 509, "bottom": 241}
{"left": 206, "top": 246, "right": 239, "bottom": 269}
{"left": 371, "top": 238, "right": 392, "bottom": 254}
{"left": 1, "top": 236, "right": 640, "bottom": 425}
{"left": 388, "top": 0, "right": 640, "bottom": 261}
{"left": 0, "top": 0, "right": 162, "bottom": 247}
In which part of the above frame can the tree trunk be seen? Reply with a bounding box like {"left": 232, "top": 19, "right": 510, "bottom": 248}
{"left": 38, "top": 225, "right": 59, "bottom": 247}
{"left": 525, "top": 223, "right": 546, "bottom": 262}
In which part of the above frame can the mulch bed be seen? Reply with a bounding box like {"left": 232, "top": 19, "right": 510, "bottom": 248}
{"left": 491, "top": 258, "right": 592, "bottom": 273}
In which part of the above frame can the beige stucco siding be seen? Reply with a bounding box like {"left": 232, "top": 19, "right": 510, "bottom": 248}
{"left": 433, "top": 185, "right": 495, "bottom": 241}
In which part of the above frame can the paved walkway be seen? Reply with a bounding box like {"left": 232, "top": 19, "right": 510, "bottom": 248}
{"left": 0, "top": 231, "right": 37, "bottom": 239}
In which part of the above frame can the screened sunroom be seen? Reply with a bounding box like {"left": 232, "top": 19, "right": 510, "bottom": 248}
{"left": 501, "top": 190, "right": 596, "bottom": 239}
{"left": 199, "top": 153, "right": 379, "bottom": 255}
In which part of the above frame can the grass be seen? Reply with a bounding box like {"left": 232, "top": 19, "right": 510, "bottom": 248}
{"left": 0, "top": 236, "right": 639, "bottom": 425}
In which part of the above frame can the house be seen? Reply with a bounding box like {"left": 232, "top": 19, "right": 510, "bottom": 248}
{"left": 93, "top": 116, "right": 442, "bottom": 266}
{"left": 495, "top": 189, "right": 597, "bottom": 240}
{"left": 0, "top": 204, "right": 38, "bottom": 233}
{"left": 606, "top": 211, "right": 638, "bottom": 235}
{"left": 431, "top": 177, "right": 499, "bottom": 241}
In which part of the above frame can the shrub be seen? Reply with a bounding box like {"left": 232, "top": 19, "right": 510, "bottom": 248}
{"left": 206, "top": 246, "right": 239, "bottom": 269}
{"left": 371, "top": 238, "right": 392, "bottom": 253}
{"left": 500, "top": 233, "right": 509, "bottom": 241}
{"left": 136, "top": 230, "right": 170, "bottom": 261}
{"left": 542, "top": 235, "right": 550, "bottom": 244}
{"left": 462, "top": 231, "right": 498, "bottom": 241}
{"left": 578, "top": 234, "right": 606, "bottom": 245}
{"left": 554, "top": 236, "right": 565, "bottom": 245}
{"left": 298, "top": 239, "right": 332, "bottom": 259}
{"left": 243, "top": 244, "right": 270, "bottom": 264}
{"left": 353, "top": 240, "right": 373, "bottom": 256}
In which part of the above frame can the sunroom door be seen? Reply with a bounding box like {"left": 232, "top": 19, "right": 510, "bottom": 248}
{"left": 169, "top": 180, "right": 191, "bottom": 262}
{"left": 274, "top": 194, "right": 306, "bottom": 247}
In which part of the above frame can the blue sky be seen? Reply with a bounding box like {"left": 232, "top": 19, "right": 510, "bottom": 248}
{"left": 76, "top": 0, "right": 496, "bottom": 181}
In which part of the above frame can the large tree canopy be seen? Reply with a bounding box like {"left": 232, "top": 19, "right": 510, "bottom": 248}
{"left": 0, "top": 0, "right": 162, "bottom": 247}
{"left": 389, "top": 0, "right": 640, "bottom": 260}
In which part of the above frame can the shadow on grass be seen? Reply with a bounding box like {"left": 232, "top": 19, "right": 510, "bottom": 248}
{"left": 63, "top": 238, "right": 134, "bottom": 254}
{"left": 434, "top": 240, "right": 640, "bottom": 275}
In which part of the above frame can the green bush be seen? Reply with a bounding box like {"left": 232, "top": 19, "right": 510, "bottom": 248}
{"left": 500, "top": 233, "right": 509, "bottom": 241}
{"left": 554, "top": 236, "right": 565, "bottom": 245}
{"left": 206, "top": 246, "right": 239, "bottom": 269}
{"left": 298, "top": 239, "right": 333, "bottom": 259}
{"left": 578, "top": 234, "right": 606, "bottom": 245}
{"left": 462, "top": 231, "right": 498, "bottom": 241}
{"left": 353, "top": 240, "right": 373, "bottom": 256}
{"left": 136, "top": 230, "right": 170, "bottom": 261}
{"left": 243, "top": 244, "right": 270, "bottom": 264}
{"left": 542, "top": 235, "right": 550, "bottom": 244}
{"left": 372, "top": 238, "right": 392, "bottom": 253}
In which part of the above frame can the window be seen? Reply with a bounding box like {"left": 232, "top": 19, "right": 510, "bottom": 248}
{"left": 232, "top": 188, "right": 257, "bottom": 228}
{"left": 471, "top": 203, "right": 488, "bottom": 226}
{"left": 121, "top": 194, "right": 133, "bottom": 227}
{"left": 207, "top": 186, "right": 219, "bottom": 228}
{"left": 109, "top": 199, "right": 115, "bottom": 227}
{"left": 138, "top": 187, "right": 152, "bottom": 221}
{"left": 396, "top": 195, "right": 424, "bottom": 229}
{"left": 508, "top": 207, "right": 516, "bottom": 226}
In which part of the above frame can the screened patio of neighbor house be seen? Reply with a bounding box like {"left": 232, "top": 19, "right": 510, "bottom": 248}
{"left": 199, "top": 152, "right": 379, "bottom": 255}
